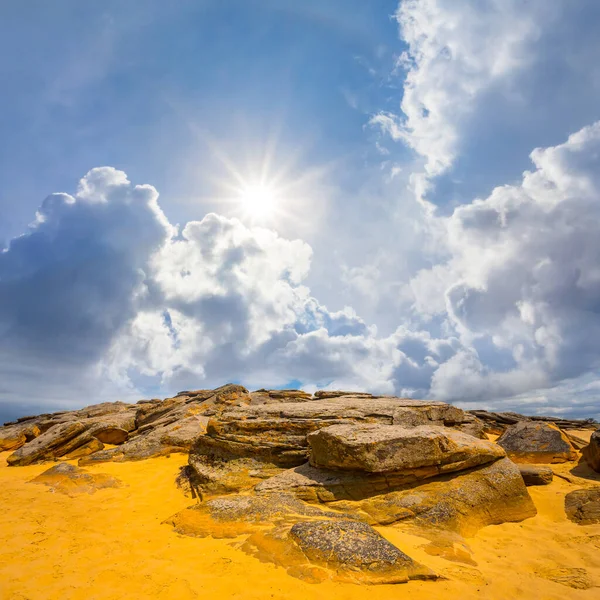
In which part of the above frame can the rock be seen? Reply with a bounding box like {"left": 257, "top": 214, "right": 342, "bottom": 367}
{"left": 582, "top": 430, "right": 600, "bottom": 473}
{"left": 313, "top": 390, "right": 375, "bottom": 399}
{"left": 65, "top": 438, "right": 105, "bottom": 459}
{"left": 308, "top": 424, "right": 504, "bottom": 474}
{"left": 497, "top": 421, "right": 577, "bottom": 463}
{"left": 30, "top": 462, "right": 121, "bottom": 495}
{"left": 469, "top": 409, "right": 598, "bottom": 432}
{"left": 79, "top": 416, "right": 207, "bottom": 464}
{"left": 7, "top": 422, "right": 87, "bottom": 466}
{"left": 518, "top": 464, "right": 553, "bottom": 486}
{"left": 0, "top": 421, "right": 41, "bottom": 451}
{"left": 566, "top": 431, "right": 591, "bottom": 451}
{"left": 93, "top": 427, "right": 129, "bottom": 445}
{"left": 165, "top": 492, "right": 347, "bottom": 538}
{"left": 287, "top": 520, "right": 437, "bottom": 584}
{"left": 565, "top": 487, "right": 600, "bottom": 525}
{"left": 257, "top": 457, "right": 536, "bottom": 535}
{"left": 249, "top": 389, "right": 313, "bottom": 404}
{"left": 191, "top": 397, "right": 486, "bottom": 476}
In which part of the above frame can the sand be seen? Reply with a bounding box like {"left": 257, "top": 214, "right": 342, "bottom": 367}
{"left": 1, "top": 449, "right": 599, "bottom": 600}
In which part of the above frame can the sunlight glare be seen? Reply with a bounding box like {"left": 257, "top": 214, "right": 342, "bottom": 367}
{"left": 238, "top": 183, "right": 277, "bottom": 219}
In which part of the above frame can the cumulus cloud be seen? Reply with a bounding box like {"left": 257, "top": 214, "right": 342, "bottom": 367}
{"left": 414, "top": 121, "right": 600, "bottom": 406}
{"left": 372, "top": 0, "right": 546, "bottom": 181}
{"left": 0, "top": 166, "right": 455, "bottom": 415}
{"left": 2, "top": 120, "right": 600, "bottom": 420}
{"left": 373, "top": 0, "right": 600, "bottom": 206}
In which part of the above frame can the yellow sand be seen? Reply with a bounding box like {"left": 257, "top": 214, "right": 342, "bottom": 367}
{"left": 1, "top": 450, "right": 599, "bottom": 600}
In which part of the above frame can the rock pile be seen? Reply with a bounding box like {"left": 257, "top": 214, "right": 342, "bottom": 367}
{"left": 3, "top": 383, "right": 596, "bottom": 586}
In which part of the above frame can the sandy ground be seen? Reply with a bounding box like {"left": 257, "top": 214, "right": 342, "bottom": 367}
{"left": 1, "top": 447, "right": 599, "bottom": 600}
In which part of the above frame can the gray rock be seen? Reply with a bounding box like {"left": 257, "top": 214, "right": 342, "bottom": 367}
{"left": 497, "top": 421, "right": 577, "bottom": 463}
{"left": 288, "top": 520, "right": 437, "bottom": 584}
{"left": 518, "top": 464, "right": 553, "bottom": 486}
{"left": 565, "top": 487, "right": 600, "bottom": 525}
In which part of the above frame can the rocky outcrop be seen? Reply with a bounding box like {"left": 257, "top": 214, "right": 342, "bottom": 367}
{"left": 518, "top": 464, "right": 553, "bottom": 486}
{"left": 582, "top": 430, "right": 600, "bottom": 473}
{"left": 7, "top": 421, "right": 88, "bottom": 466}
{"left": 469, "top": 409, "right": 598, "bottom": 433}
{"left": 80, "top": 416, "right": 208, "bottom": 464}
{"left": 497, "top": 421, "right": 577, "bottom": 463}
{"left": 188, "top": 397, "right": 486, "bottom": 490}
{"left": 308, "top": 424, "right": 504, "bottom": 474}
{"left": 564, "top": 488, "right": 600, "bottom": 525}
{"left": 30, "top": 462, "right": 121, "bottom": 495}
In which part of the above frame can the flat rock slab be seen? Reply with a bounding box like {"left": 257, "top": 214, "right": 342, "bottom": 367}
{"left": 308, "top": 424, "right": 504, "bottom": 474}
{"left": 497, "top": 421, "right": 577, "bottom": 463}
{"left": 583, "top": 430, "right": 600, "bottom": 473}
{"left": 565, "top": 487, "right": 600, "bottom": 525}
{"left": 518, "top": 464, "right": 553, "bottom": 486}
{"left": 30, "top": 462, "right": 121, "bottom": 495}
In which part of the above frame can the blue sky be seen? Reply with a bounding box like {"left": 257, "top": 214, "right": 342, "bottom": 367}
{"left": 2, "top": 0, "right": 600, "bottom": 422}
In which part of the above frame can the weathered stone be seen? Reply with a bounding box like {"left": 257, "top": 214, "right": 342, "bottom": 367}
{"left": 308, "top": 424, "right": 504, "bottom": 474}
{"left": 582, "top": 430, "right": 600, "bottom": 473}
{"left": 65, "top": 438, "right": 105, "bottom": 459}
{"left": 249, "top": 389, "right": 313, "bottom": 405}
{"left": 257, "top": 457, "right": 536, "bottom": 535}
{"left": 165, "top": 492, "right": 347, "bottom": 538}
{"left": 314, "top": 390, "right": 375, "bottom": 399}
{"left": 30, "top": 462, "right": 121, "bottom": 495}
{"left": 79, "top": 416, "right": 207, "bottom": 464}
{"left": 288, "top": 520, "right": 437, "bottom": 584}
{"left": 469, "top": 409, "right": 598, "bottom": 431}
{"left": 7, "top": 422, "right": 87, "bottom": 466}
{"left": 0, "top": 421, "right": 41, "bottom": 451}
{"left": 518, "top": 464, "right": 553, "bottom": 486}
{"left": 565, "top": 487, "right": 600, "bottom": 525}
{"left": 93, "top": 427, "right": 129, "bottom": 445}
{"left": 192, "top": 397, "right": 486, "bottom": 473}
{"left": 497, "top": 421, "right": 577, "bottom": 463}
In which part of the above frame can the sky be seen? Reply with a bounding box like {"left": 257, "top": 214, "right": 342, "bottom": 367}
{"left": 2, "top": 0, "right": 600, "bottom": 422}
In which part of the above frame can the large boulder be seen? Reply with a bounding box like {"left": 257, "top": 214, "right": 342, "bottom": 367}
{"left": 582, "top": 430, "right": 600, "bottom": 472}
{"left": 286, "top": 520, "right": 437, "bottom": 584}
{"left": 308, "top": 424, "right": 504, "bottom": 474}
{"left": 564, "top": 487, "right": 600, "bottom": 525}
{"left": 30, "top": 462, "right": 121, "bottom": 495}
{"left": 256, "top": 457, "right": 536, "bottom": 535}
{"left": 497, "top": 421, "right": 577, "bottom": 463}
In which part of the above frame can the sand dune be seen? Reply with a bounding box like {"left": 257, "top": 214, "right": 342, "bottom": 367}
{"left": 0, "top": 450, "right": 599, "bottom": 599}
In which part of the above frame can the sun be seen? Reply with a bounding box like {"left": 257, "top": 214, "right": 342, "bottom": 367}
{"left": 238, "top": 183, "right": 277, "bottom": 219}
